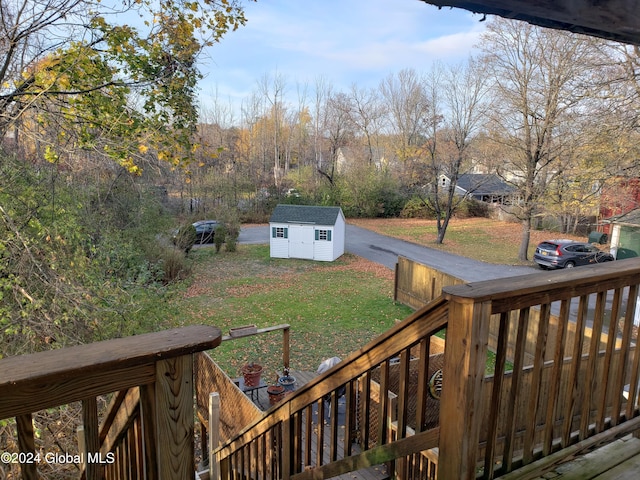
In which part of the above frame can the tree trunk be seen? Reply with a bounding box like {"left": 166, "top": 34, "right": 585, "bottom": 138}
{"left": 518, "top": 217, "right": 531, "bottom": 261}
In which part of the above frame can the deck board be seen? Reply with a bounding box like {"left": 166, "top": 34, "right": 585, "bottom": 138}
{"left": 519, "top": 436, "right": 640, "bottom": 480}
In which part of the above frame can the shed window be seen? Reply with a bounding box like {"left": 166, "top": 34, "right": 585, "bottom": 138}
{"left": 272, "top": 227, "right": 288, "bottom": 238}
{"left": 315, "top": 229, "right": 331, "bottom": 241}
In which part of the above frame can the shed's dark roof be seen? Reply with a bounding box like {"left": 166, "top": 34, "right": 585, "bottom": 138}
{"left": 457, "top": 174, "right": 516, "bottom": 196}
{"left": 269, "top": 205, "right": 343, "bottom": 225}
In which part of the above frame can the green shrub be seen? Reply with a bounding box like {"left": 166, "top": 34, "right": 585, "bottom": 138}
{"left": 455, "top": 199, "right": 489, "bottom": 218}
{"left": 401, "top": 197, "right": 434, "bottom": 218}
{"left": 214, "top": 224, "right": 227, "bottom": 253}
{"left": 160, "top": 246, "right": 192, "bottom": 283}
{"left": 173, "top": 224, "right": 197, "bottom": 254}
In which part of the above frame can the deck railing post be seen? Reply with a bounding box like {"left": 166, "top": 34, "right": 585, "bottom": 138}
{"left": 154, "top": 354, "right": 195, "bottom": 480}
{"left": 438, "top": 298, "right": 491, "bottom": 479}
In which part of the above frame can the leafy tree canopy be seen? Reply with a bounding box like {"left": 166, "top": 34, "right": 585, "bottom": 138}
{"left": 0, "top": 0, "right": 252, "bottom": 171}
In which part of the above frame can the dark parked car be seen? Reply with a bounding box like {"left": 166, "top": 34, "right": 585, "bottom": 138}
{"left": 534, "top": 240, "right": 614, "bottom": 269}
{"left": 192, "top": 220, "right": 219, "bottom": 244}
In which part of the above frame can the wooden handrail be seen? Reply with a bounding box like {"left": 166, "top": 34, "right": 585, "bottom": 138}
{"left": 0, "top": 325, "right": 222, "bottom": 480}
{"left": 443, "top": 258, "right": 639, "bottom": 313}
{"left": 0, "top": 325, "right": 221, "bottom": 418}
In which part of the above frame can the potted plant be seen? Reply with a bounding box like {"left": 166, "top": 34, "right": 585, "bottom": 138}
{"left": 278, "top": 367, "right": 296, "bottom": 392}
{"left": 266, "top": 384, "right": 285, "bottom": 405}
{"left": 241, "top": 362, "right": 263, "bottom": 387}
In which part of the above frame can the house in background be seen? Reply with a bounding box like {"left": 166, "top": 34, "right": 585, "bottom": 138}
{"left": 269, "top": 204, "right": 346, "bottom": 261}
{"left": 605, "top": 208, "right": 640, "bottom": 259}
{"left": 439, "top": 173, "right": 519, "bottom": 205}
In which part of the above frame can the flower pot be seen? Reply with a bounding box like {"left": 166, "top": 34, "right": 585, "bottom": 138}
{"left": 241, "top": 362, "right": 263, "bottom": 387}
{"left": 278, "top": 375, "right": 296, "bottom": 392}
{"left": 267, "top": 385, "right": 285, "bottom": 405}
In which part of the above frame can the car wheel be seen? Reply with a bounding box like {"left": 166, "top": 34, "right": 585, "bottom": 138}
{"left": 564, "top": 261, "right": 575, "bottom": 268}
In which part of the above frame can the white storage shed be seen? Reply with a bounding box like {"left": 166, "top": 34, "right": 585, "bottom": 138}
{"left": 269, "top": 205, "right": 346, "bottom": 261}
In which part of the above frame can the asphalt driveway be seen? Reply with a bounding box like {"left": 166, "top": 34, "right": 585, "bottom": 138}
{"left": 238, "top": 224, "right": 537, "bottom": 283}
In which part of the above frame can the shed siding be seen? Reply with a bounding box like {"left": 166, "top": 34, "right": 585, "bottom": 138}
{"left": 333, "top": 211, "right": 346, "bottom": 259}
{"left": 313, "top": 228, "right": 334, "bottom": 261}
{"left": 269, "top": 223, "right": 290, "bottom": 259}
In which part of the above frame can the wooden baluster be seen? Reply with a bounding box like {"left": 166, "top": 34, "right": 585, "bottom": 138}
{"left": 581, "top": 291, "right": 606, "bottom": 439}
{"left": 544, "top": 299, "right": 570, "bottom": 455}
{"left": 209, "top": 392, "right": 220, "bottom": 480}
{"left": 503, "top": 307, "right": 530, "bottom": 473}
{"left": 16, "top": 413, "right": 37, "bottom": 480}
{"left": 562, "top": 295, "right": 588, "bottom": 446}
{"left": 377, "top": 360, "right": 390, "bottom": 445}
{"left": 139, "top": 383, "right": 158, "bottom": 480}
{"left": 597, "top": 288, "right": 622, "bottom": 432}
{"left": 523, "top": 302, "right": 551, "bottom": 464}
{"left": 484, "top": 311, "right": 510, "bottom": 477}
{"left": 82, "top": 397, "right": 100, "bottom": 480}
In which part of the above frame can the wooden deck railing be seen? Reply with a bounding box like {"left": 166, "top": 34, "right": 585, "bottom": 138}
{"left": 212, "top": 297, "right": 449, "bottom": 479}
{"left": 0, "top": 325, "right": 221, "bottom": 480}
{"left": 211, "top": 258, "right": 640, "bottom": 480}
{"left": 441, "top": 258, "right": 640, "bottom": 479}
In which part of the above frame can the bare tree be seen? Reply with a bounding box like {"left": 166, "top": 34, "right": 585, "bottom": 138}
{"left": 317, "top": 91, "right": 355, "bottom": 185}
{"left": 480, "top": 19, "right": 598, "bottom": 261}
{"left": 421, "top": 59, "right": 489, "bottom": 244}
{"left": 257, "top": 72, "right": 288, "bottom": 188}
{"left": 348, "top": 84, "right": 385, "bottom": 166}
{"left": 379, "top": 68, "right": 431, "bottom": 180}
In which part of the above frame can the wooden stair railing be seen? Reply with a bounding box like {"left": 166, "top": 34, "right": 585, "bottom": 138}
{"left": 212, "top": 297, "right": 449, "bottom": 480}
{"left": 0, "top": 325, "right": 221, "bottom": 480}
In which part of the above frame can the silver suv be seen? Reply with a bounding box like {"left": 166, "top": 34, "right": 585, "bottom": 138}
{"left": 534, "top": 240, "right": 614, "bottom": 270}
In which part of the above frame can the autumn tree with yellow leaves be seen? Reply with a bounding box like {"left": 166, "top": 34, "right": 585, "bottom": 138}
{"left": 0, "top": 0, "right": 251, "bottom": 171}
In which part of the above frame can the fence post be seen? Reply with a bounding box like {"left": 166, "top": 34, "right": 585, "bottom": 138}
{"left": 438, "top": 298, "right": 491, "bottom": 479}
{"left": 283, "top": 326, "right": 290, "bottom": 370}
{"left": 209, "top": 392, "right": 221, "bottom": 480}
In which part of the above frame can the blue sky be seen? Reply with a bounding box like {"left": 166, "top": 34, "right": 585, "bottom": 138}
{"left": 199, "top": 0, "right": 487, "bottom": 116}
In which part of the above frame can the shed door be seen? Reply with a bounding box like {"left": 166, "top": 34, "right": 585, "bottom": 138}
{"left": 289, "top": 225, "right": 314, "bottom": 259}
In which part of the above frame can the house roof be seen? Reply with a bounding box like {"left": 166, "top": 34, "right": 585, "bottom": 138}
{"left": 269, "top": 205, "right": 343, "bottom": 226}
{"left": 456, "top": 174, "right": 516, "bottom": 196}
{"left": 419, "top": 0, "right": 640, "bottom": 46}
{"left": 605, "top": 208, "right": 640, "bottom": 226}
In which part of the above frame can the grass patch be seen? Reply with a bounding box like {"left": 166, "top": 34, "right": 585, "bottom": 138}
{"left": 131, "top": 244, "right": 413, "bottom": 380}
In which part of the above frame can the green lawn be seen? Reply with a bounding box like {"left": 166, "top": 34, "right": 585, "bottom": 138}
{"left": 137, "top": 245, "right": 413, "bottom": 380}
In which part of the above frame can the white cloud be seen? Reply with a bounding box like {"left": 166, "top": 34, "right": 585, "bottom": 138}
{"left": 199, "top": 0, "right": 487, "bottom": 110}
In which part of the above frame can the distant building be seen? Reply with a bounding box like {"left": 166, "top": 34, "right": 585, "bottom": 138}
{"left": 439, "top": 174, "right": 519, "bottom": 205}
